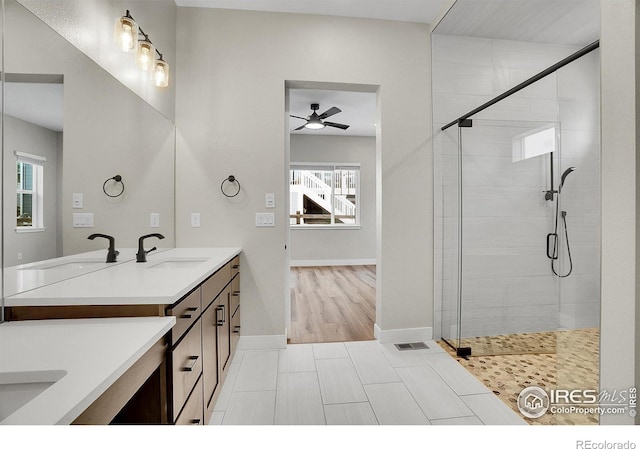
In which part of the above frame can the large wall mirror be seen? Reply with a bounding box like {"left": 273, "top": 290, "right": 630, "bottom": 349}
{"left": 2, "top": 0, "right": 176, "bottom": 298}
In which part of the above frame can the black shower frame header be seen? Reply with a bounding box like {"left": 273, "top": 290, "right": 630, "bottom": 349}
{"left": 440, "top": 40, "right": 600, "bottom": 131}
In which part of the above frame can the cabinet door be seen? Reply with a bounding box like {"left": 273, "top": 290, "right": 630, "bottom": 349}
{"left": 201, "top": 302, "right": 219, "bottom": 416}
{"left": 217, "top": 285, "right": 231, "bottom": 374}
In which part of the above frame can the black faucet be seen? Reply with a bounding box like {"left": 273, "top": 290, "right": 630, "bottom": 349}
{"left": 88, "top": 233, "right": 119, "bottom": 263}
{"left": 137, "top": 233, "right": 165, "bottom": 262}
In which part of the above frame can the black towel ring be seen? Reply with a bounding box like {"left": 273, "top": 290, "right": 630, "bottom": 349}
{"left": 221, "top": 175, "right": 241, "bottom": 198}
{"left": 103, "top": 175, "right": 125, "bottom": 198}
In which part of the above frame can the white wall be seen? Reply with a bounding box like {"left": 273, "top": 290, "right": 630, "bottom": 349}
{"left": 176, "top": 8, "right": 432, "bottom": 341}
{"left": 600, "top": 0, "right": 635, "bottom": 426}
{"left": 290, "top": 134, "right": 376, "bottom": 265}
{"left": 3, "top": 115, "right": 60, "bottom": 265}
{"left": 16, "top": 0, "right": 177, "bottom": 121}
{"left": 432, "top": 35, "right": 600, "bottom": 338}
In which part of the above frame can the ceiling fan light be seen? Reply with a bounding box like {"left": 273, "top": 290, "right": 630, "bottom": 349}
{"left": 304, "top": 118, "right": 325, "bottom": 130}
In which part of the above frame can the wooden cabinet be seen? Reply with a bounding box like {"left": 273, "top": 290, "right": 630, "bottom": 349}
{"left": 201, "top": 300, "right": 219, "bottom": 421}
{"left": 169, "top": 320, "right": 203, "bottom": 422}
{"left": 174, "top": 376, "right": 204, "bottom": 425}
{"left": 230, "top": 272, "right": 240, "bottom": 355}
{"left": 167, "top": 257, "right": 240, "bottom": 425}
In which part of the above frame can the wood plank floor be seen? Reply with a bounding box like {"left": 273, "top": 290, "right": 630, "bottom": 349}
{"left": 289, "top": 265, "right": 376, "bottom": 344}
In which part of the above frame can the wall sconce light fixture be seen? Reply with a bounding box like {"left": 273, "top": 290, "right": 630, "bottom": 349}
{"left": 115, "top": 10, "right": 169, "bottom": 88}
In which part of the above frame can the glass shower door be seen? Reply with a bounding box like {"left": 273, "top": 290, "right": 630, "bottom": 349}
{"left": 457, "top": 119, "right": 562, "bottom": 356}
{"left": 436, "top": 125, "right": 462, "bottom": 351}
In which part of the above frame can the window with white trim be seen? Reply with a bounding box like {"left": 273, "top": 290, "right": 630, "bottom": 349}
{"left": 289, "top": 163, "right": 360, "bottom": 226}
{"left": 16, "top": 151, "right": 45, "bottom": 230}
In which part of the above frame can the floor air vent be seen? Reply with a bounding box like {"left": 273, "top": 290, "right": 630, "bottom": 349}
{"left": 394, "top": 342, "right": 429, "bottom": 351}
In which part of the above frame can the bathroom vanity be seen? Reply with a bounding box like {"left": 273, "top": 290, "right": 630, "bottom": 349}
{"left": 2, "top": 247, "right": 242, "bottom": 425}
{"left": 0, "top": 317, "right": 175, "bottom": 425}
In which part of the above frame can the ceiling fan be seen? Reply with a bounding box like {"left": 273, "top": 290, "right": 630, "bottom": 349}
{"left": 291, "top": 103, "right": 350, "bottom": 131}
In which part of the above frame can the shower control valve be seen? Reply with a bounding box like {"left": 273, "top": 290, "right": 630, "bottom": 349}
{"left": 543, "top": 190, "right": 558, "bottom": 201}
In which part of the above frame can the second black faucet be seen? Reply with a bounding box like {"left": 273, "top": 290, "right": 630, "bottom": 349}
{"left": 137, "top": 233, "right": 165, "bottom": 262}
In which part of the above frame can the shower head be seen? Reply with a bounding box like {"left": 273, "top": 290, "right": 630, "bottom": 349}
{"left": 560, "top": 167, "right": 576, "bottom": 191}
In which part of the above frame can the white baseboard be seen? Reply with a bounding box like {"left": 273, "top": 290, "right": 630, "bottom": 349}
{"left": 291, "top": 258, "right": 376, "bottom": 267}
{"left": 374, "top": 324, "right": 434, "bottom": 344}
{"left": 237, "top": 334, "right": 287, "bottom": 350}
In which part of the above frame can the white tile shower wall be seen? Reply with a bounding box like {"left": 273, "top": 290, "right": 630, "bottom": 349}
{"left": 433, "top": 35, "right": 600, "bottom": 339}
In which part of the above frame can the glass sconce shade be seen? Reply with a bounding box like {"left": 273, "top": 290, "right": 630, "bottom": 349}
{"left": 115, "top": 16, "right": 138, "bottom": 52}
{"left": 137, "top": 40, "right": 155, "bottom": 71}
{"left": 154, "top": 59, "right": 170, "bottom": 88}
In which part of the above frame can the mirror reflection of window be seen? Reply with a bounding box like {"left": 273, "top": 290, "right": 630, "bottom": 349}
{"left": 512, "top": 123, "right": 557, "bottom": 162}
{"left": 15, "top": 152, "right": 45, "bottom": 230}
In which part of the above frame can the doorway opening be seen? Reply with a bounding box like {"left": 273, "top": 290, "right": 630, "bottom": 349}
{"left": 284, "top": 82, "right": 379, "bottom": 344}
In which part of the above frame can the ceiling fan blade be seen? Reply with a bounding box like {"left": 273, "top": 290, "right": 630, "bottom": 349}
{"left": 318, "top": 107, "right": 341, "bottom": 120}
{"left": 324, "top": 121, "right": 350, "bottom": 130}
{"left": 293, "top": 124, "right": 307, "bottom": 131}
{"left": 290, "top": 115, "right": 308, "bottom": 120}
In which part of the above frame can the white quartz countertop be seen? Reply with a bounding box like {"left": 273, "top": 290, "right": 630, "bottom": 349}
{"left": 0, "top": 316, "right": 175, "bottom": 424}
{"left": 5, "top": 247, "right": 242, "bottom": 306}
{"left": 3, "top": 248, "right": 172, "bottom": 298}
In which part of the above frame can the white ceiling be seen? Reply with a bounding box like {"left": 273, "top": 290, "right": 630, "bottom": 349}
{"left": 4, "top": 83, "right": 64, "bottom": 132}
{"left": 174, "top": 0, "right": 454, "bottom": 24}
{"left": 289, "top": 89, "right": 376, "bottom": 137}
{"left": 433, "top": 0, "right": 600, "bottom": 46}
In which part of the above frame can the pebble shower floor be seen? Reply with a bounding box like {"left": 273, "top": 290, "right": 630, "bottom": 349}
{"left": 439, "top": 328, "right": 600, "bottom": 425}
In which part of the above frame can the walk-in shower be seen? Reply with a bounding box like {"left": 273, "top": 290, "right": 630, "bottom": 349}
{"left": 432, "top": 0, "right": 601, "bottom": 425}
{"left": 436, "top": 38, "right": 600, "bottom": 355}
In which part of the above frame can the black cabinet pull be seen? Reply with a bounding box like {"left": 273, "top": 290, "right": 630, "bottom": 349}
{"left": 232, "top": 264, "right": 240, "bottom": 269}
{"left": 180, "top": 307, "right": 198, "bottom": 319}
{"left": 216, "top": 305, "right": 226, "bottom": 326}
{"left": 232, "top": 291, "right": 240, "bottom": 296}
{"left": 182, "top": 355, "right": 199, "bottom": 372}
{"left": 233, "top": 325, "right": 241, "bottom": 334}
{"left": 190, "top": 419, "right": 201, "bottom": 425}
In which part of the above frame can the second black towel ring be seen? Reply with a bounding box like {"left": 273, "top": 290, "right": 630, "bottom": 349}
{"left": 103, "top": 175, "right": 125, "bottom": 198}
{"left": 221, "top": 175, "right": 241, "bottom": 198}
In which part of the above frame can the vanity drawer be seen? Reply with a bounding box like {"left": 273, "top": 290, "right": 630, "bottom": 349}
{"left": 202, "top": 264, "right": 231, "bottom": 309}
{"left": 167, "top": 287, "right": 201, "bottom": 344}
{"left": 231, "top": 305, "right": 240, "bottom": 355}
{"left": 230, "top": 274, "right": 240, "bottom": 313}
{"left": 174, "top": 375, "right": 204, "bottom": 425}
{"left": 231, "top": 256, "right": 240, "bottom": 277}
{"left": 170, "top": 320, "right": 203, "bottom": 421}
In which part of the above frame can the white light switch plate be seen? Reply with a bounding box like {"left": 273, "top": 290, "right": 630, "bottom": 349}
{"left": 72, "top": 193, "right": 83, "bottom": 209}
{"left": 265, "top": 193, "right": 275, "bottom": 208}
{"left": 150, "top": 213, "right": 160, "bottom": 228}
{"left": 73, "top": 213, "right": 94, "bottom": 228}
{"left": 256, "top": 213, "right": 275, "bottom": 227}
{"left": 191, "top": 212, "right": 201, "bottom": 228}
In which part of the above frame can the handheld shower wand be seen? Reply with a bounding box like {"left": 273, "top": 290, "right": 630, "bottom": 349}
{"left": 548, "top": 166, "right": 576, "bottom": 277}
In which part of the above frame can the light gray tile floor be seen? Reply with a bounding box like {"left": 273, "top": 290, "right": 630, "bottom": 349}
{"left": 209, "top": 340, "right": 527, "bottom": 425}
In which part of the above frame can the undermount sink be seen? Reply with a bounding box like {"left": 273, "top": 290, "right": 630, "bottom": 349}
{"left": 147, "top": 258, "right": 209, "bottom": 269}
{"left": 0, "top": 370, "right": 67, "bottom": 421}
{"left": 18, "top": 259, "right": 106, "bottom": 271}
